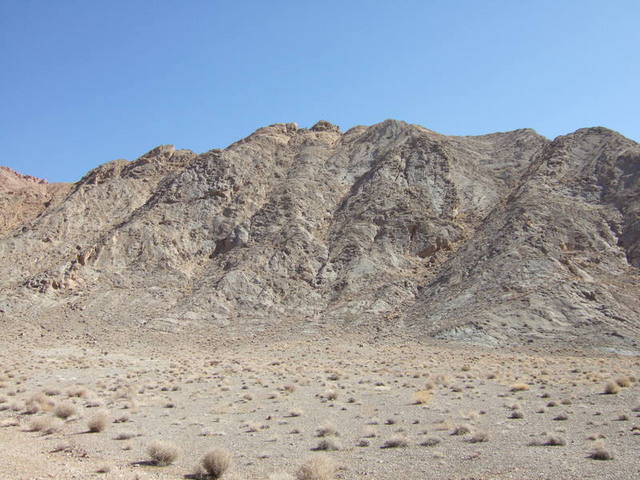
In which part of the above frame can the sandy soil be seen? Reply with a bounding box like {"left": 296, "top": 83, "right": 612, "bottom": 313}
{"left": 0, "top": 329, "right": 638, "bottom": 480}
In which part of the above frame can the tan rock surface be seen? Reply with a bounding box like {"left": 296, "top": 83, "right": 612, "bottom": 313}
{"left": 0, "top": 120, "right": 638, "bottom": 348}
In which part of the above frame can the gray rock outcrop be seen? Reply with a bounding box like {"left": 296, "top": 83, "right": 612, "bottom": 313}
{"left": 1, "top": 120, "right": 638, "bottom": 346}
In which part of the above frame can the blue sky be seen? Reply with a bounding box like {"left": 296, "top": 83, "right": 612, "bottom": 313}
{"left": 1, "top": 0, "right": 638, "bottom": 182}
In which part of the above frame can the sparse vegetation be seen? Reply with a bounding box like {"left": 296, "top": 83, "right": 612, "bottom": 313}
{"left": 468, "top": 431, "right": 489, "bottom": 443}
{"left": 604, "top": 382, "right": 620, "bottom": 394}
{"left": 314, "top": 438, "right": 341, "bottom": 451}
{"left": 316, "top": 423, "right": 338, "bottom": 437}
{"left": 200, "top": 448, "right": 232, "bottom": 478}
{"left": 54, "top": 402, "right": 77, "bottom": 419}
{"left": 296, "top": 455, "right": 335, "bottom": 480}
{"left": 147, "top": 440, "right": 180, "bottom": 466}
{"left": 381, "top": 435, "right": 409, "bottom": 448}
{"left": 87, "top": 412, "right": 109, "bottom": 432}
{"left": 589, "top": 441, "right": 613, "bottom": 460}
{"left": 413, "top": 390, "right": 432, "bottom": 405}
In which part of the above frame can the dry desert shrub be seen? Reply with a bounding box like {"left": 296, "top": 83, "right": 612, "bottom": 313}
{"left": 316, "top": 423, "right": 338, "bottom": 437}
{"left": 361, "top": 426, "right": 377, "bottom": 438}
{"left": 589, "top": 440, "right": 613, "bottom": 460}
{"left": 323, "top": 390, "right": 338, "bottom": 401}
{"left": 87, "top": 412, "right": 110, "bottom": 432}
{"left": 244, "top": 422, "right": 260, "bottom": 433}
{"left": 468, "top": 431, "right": 489, "bottom": 443}
{"left": 419, "top": 437, "right": 441, "bottom": 447}
{"left": 23, "top": 401, "right": 40, "bottom": 415}
{"left": 67, "top": 386, "right": 91, "bottom": 398}
{"left": 604, "top": 381, "right": 620, "bottom": 394}
{"left": 282, "top": 384, "right": 296, "bottom": 393}
{"left": 314, "top": 438, "right": 341, "bottom": 451}
{"left": 381, "top": 435, "right": 409, "bottom": 448}
{"left": 200, "top": 448, "right": 232, "bottom": 478}
{"left": 615, "top": 376, "right": 632, "bottom": 387}
{"left": 296, "top": 455, "right": 335, "bottom": 480}
{"left": 451, "top": 424, "right": 472, "bottom": 435}
{"left": 148, "top": 440, "right": 180, "bottom": 466}
{"left": 51, "top": 442, "right": 73, "bottom": 453}
{"left": 114, "top": 430, "right": 139, "bottom": 440}
{"left": 24, "top": 392, "right": 54, "bottom": 414}
{"left": 29, "top": 416, "right": 62, "bottom": 434}
{"left": 413, "top": 390, "right": 432, "bottom": 405}
{"left": 54, "top": 401, "right": 77, "bottom": 419}
{"left": 28, "top": 417, "right": 51, "bottom": 432}
{"left": 529, "top": 435, "right": 566, "bottom": 446}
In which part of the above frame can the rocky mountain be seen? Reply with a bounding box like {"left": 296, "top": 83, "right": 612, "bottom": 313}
{"left": 1, "top": 120, "right": 638, "bottom": 347}
{"left": 0, "top": 166, "right": 71, "bottom": 236}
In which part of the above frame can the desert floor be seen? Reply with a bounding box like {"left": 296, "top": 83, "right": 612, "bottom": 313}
{"left": 1, "top": 323, "right": 639, "bottom": 480}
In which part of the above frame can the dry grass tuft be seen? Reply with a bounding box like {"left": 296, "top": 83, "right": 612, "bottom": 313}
{"left": 148, "top": 440, "right": 180, "bottom": 466}
{"left": 316, "top": 423, "right": 338, "bottom": 437}
{"left": 604, "top": 381, "right": 620, "bottom": 394}
{"left": 419, "top": 437, "right": 441, "bottom": 447}
{"left": 296, "top": 455, "right": 335, "bottom": 480}
{"left": 87, "top": 412, "right": 110, "bottom": 432}
{"left": 589, "top": 440, "right": 613, "bottom": 460}
{"left": 381, "top": 435, "right": 409, "bottom": 448}
{"left": 615, "top": 376, "right": 632, "bottom": 388}
{"left": 54, "top": 402, "right": 77, "bottom": 420}
{"left": 323, "top": 390, "right": 338, "bottom": 401}
{"left": 114, "top": 431, "right": 139, "bottom": 440}
{"left": 529, "top": 435, "right": 566, "bottom": 446}
{"left": 413, "top": 390, "right": 432, "bottom": 405}
{"left": 201, "top": 448, "right": 232, "bottom": 478}
{"left": 28, "top": 416, "right": 61, "bottom": 434}
{"left": 314, "top": 438, "right": 341, "bottom": 451}
{"left": 468, "top": 431, "right": 489, "bottom": 443}
{"left": 451, "top": 424, "right": 472, "bottom": 435}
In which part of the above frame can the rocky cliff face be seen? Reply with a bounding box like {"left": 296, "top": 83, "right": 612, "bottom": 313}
{"left": 1, "top": 120, "right": 638, "bottom": 346}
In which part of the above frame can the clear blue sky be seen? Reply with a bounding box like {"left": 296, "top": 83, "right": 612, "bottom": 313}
{"left": 1, "top": 1, "right": 638, "bottom": 182}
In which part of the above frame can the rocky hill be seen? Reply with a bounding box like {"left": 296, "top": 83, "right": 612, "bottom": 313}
{"left": 0, "top": 166, "right": 71, "bottom": 236}
{"left": 1, "top": 120, "right": 638, "bottom": 347}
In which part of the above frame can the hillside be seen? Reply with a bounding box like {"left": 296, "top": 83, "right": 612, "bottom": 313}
{"left": 1, "top": 120, "right": 638, "bottom": 347}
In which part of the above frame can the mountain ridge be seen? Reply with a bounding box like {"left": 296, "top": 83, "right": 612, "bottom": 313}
{"left": 1, "top": 120, "right": 638, "bottom": 348}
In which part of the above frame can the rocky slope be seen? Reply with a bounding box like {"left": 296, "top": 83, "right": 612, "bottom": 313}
{"left": 0, "top": 166, "right": 71, "bottom": 236}
{"left": 1, "top": 120, "right": 638, "bottom": 346}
